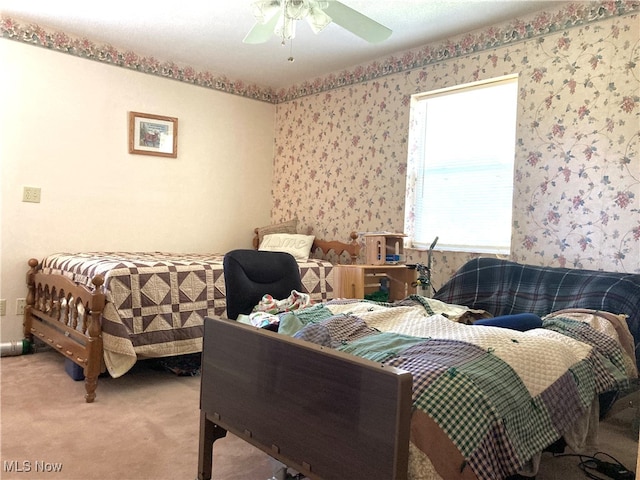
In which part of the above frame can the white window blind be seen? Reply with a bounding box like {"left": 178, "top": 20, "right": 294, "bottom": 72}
{"left": 407, "top": 75, "right": 518, "bottom": 253}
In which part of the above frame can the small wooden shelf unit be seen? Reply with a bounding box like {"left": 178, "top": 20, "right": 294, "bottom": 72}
{"left": 334, "top": 264, "right": 416, "bottom": 301}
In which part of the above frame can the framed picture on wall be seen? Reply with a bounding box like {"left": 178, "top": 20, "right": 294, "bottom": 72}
{"left": 128, "top": 111, "right": 178, "bottom": 158}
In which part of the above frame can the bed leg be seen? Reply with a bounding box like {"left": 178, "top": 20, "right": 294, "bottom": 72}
{"left": 83, "top": 347, "right": 102, "bottom": 403}
{"left": 84, "top": 375, "right": 98, "bottom": 403}
{"left": 24, "top": 259, "right": 39, "bottom": 345}
{"left": 197, "top": 411, "right": 227, "bottom": 480}
{"left": 83, "top": 277, "right": 105, "bottom": 403}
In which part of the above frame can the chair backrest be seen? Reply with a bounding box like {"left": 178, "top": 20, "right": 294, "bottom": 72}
{"left": 223, "top": 249, "right": 303, "bottom": 320}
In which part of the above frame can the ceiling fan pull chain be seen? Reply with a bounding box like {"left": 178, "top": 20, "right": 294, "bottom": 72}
{"left": 288, "top": 39, "right": 295, "bottom": 63}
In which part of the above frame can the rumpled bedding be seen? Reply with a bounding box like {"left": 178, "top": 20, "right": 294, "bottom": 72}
{"left": 279, "top": 296, "right": 634, "bottom": 480}
{"left": 249, "top": 290, "right": 312, "bottom": 327}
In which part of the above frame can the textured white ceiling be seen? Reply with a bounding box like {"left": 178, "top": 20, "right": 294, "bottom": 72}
{"left": 0, "top": 1, "right": 568, "bottom": 89}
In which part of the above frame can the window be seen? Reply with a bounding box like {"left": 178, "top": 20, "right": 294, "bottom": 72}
{"left": 405, "top": 74, "right": 518, "bottom": 254}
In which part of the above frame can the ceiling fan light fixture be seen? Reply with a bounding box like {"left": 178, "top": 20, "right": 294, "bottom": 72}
{"left": 284, "top": 0, "right": 311, "bottom": 20}
{"left": 243, "top": 0, "right": 392, "bottom": 45}
{"left": 274, "top": 13, "right": 296, "bottom": 41}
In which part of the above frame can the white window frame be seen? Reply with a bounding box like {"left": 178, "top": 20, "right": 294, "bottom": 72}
{"left": 405, "top": 74, "right": 519, "bottom": 254}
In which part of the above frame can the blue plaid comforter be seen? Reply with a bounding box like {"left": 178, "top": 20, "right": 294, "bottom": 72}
{"left": 433, "top": 258, "right": 640, "bottom": 367}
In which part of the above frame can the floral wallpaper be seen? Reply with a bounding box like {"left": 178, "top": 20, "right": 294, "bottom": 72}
{"left": 272, "top": 3, "right": 640, "bottom": 285}
{"left": 2, "top": 1, "right": 638, "bottom": 285}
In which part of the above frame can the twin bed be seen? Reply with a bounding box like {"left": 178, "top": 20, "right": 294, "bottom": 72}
{"left": 23, "top": 228, "right": 360, "bottom": 402}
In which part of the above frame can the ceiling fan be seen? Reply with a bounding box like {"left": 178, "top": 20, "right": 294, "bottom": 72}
{"left": 243, "top": 0, "right": 392, "bottom": 45}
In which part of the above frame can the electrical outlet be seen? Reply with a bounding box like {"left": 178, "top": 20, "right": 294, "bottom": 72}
{"left": 16, "top": 298, "right": 26, "bottom": 315}
{"left": 22, "top": 186, "right": 41, "bottom": 203}
{"left": 0, "top": 299, "right": 6, "bottom": 316}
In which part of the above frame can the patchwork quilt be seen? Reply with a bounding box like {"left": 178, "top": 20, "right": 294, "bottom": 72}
{"left": 287, "top": 297, "right": 633, "bottom": 480}
{"left": 41, "top": 252, "right": 335, "bottom": 376}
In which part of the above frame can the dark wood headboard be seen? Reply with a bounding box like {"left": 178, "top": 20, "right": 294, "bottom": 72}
{"left": 198, "top": 317, "right": 412, "bottom": 480}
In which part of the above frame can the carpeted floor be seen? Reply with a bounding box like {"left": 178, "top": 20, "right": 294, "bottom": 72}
{"left": 1, "top": 349, "right": 637, "bottom": 480}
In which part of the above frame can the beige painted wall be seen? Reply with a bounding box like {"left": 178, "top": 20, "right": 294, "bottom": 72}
{"left": 0, "top": 40, "right": 275, "bottom": 341}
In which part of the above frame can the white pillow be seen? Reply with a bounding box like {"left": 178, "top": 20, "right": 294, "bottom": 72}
{"left": 259, "top": 234, "right": 315, "bottom": 262}
{"left": 256, "top": 218, "right": 298, "bottom": 245}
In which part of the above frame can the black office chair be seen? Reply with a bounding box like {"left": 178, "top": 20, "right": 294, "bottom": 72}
{"left": 223, "top": 249, "right": 303, "bottom": 321}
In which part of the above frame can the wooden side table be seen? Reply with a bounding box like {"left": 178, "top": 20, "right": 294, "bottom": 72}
{"left": 334, "top": 264, "right": 416, "bottom": 301}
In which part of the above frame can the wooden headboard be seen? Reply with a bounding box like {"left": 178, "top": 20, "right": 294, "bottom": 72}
{"left": 253, "top": 229, "right": 361, "bottom": 264}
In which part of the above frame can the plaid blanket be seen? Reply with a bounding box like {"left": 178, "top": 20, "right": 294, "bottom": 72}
{"left": 290, "top": 298, "right": 630, "bottom": 480}
{"left": 433, "top": 258, "right": 640, "bottom": 367}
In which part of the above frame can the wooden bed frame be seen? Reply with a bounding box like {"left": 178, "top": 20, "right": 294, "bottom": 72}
{"left": 198, "top": 316, "right": 412, "bottom": 480}
{"left": 23, "top": 232, "right": 361, "bottom": 403}
{"left": 24, "top": 258, "right": 106, "bottom": 403}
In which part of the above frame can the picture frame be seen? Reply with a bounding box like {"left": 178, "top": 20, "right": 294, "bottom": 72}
{"left": 128, "top": 111, "right": 178, "bottom": 158}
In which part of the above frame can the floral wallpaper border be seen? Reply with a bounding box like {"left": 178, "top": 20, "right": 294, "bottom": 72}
{"left": 1, "top": 1, "right": 638, "bottom": 104}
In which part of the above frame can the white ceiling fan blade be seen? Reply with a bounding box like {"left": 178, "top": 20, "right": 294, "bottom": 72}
{"left": 323, "top": 1, "right": 392, "bottom": 43}
{"left": 243, "top": 12, "right": 281, "bottom": 44}
{"left": 305, "top": 6, "right": 332, "bottom": 34}
{"left": 250, "top": 0, "right": 281, "bottom": 24}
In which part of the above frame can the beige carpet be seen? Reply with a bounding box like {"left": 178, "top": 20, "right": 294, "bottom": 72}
{"left": 1, "top": 350, "right": 637, "bottom": 480}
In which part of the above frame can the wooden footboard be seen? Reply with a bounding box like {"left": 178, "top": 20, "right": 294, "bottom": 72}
{"left": 198, "top": 316, "right": 413, "bottom": 480}
{"left": 25, "top": 258, "right": 106, "bottom": 403}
